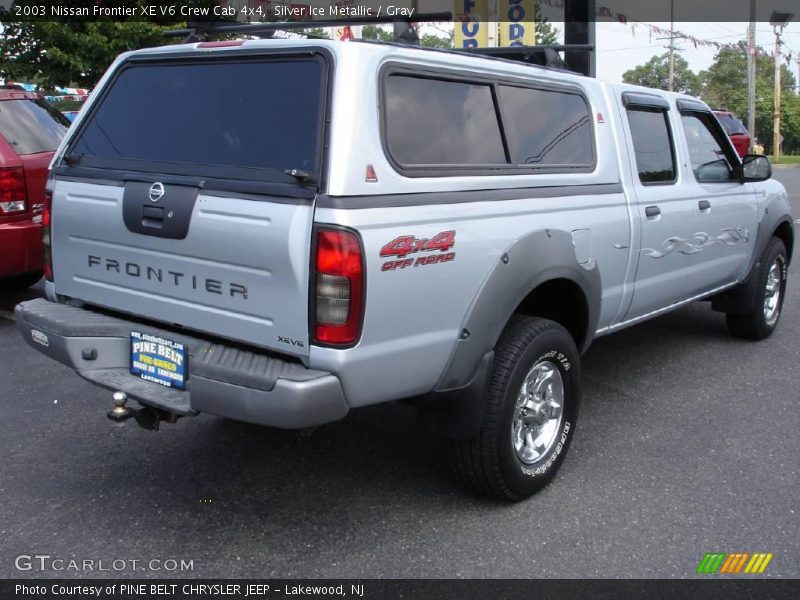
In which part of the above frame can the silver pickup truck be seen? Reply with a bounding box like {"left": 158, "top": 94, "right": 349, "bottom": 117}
{"left": 16, "top": 39, "right": 793, "bottom": 500}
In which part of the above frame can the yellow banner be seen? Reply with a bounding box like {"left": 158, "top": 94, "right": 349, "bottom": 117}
{"left": 454, "top": 0, "right": 489, "bottom": 49}
{"left": 498, "top": 0, "right": 536, "bottom": 47}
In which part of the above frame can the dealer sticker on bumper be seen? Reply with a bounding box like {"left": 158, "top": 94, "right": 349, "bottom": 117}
{"left": 130, "top": 331, "right": 187, "bottom": 389}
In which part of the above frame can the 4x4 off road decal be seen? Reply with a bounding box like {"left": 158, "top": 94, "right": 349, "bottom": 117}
{"left": 380, "top": 231, "right": 456, "bottom": 271}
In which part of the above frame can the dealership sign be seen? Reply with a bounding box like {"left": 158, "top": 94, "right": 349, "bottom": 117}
{"left": 454, "top": 0, "right": 489, "bottom": 49}
{"left": 499, "top": 0, "right": 536, "bottom": 47}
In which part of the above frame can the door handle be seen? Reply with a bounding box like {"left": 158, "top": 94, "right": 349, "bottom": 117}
{"left": 698, "top": 200, "right": 711, "bottom": 211}
{"left": 645, "top": 206, "right": 661, "bottom": 218}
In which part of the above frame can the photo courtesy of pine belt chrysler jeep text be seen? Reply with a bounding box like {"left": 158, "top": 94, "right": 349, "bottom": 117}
{"left": 15, "top": 38, "right": 794, "bottom": 501}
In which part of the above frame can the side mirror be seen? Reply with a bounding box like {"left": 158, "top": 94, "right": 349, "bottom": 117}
{"left": 742, "top": 154, "right": 771, "bottom": 182}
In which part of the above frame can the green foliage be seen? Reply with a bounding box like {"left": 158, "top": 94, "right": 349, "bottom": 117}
{"left": 359, "top": 24, "right": 450, "bottom": 48}
{"left": 699, "top": 43, "right": 800, "bottom": 154}
{"left": 360, "top": 25, "right": 392, "bottom": 43}
{"left": 47, "top": 98, "right": 85, "bottom": 111}
{"left": 304, "top": 28, "right": 330, "bottom": 39}
{"left": 0, "top": 0, "right": 228, "bottom": 88}
{"left": 0, "top": 21, "right": 175, "bottom": 87}
{"left": 534, "top": 2, "right": 559, "bottom": 46}
{"left": 622, "top": 52, "right": 702, "bottom": 96}
{"left": 420, "top": 32, "right": 452, "bottom": 49}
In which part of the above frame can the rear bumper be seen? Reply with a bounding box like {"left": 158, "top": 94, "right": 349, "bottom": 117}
{"left": 15, "top": 298, "right": 349, "bottom": 428}
{"left": 0, "top": 219, "right": 42, "bottom": 278}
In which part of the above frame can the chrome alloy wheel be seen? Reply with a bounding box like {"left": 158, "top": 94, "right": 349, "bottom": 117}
{"left": 511, "top": 360, "right": 564, "bottom": 465}
{"left": 763, "top": 256, "right": 784, "bottom": 325}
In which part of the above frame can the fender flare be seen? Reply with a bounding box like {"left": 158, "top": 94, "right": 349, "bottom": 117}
{"left": 435, "top": 228, "right": 602, "bottom": 393}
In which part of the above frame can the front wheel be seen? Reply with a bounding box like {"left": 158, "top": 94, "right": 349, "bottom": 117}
{"left": 726, "top": 238, "right": 788, "bottom": 340}
{"left": 449, "top": 316, "right": 581, "bottom": 501}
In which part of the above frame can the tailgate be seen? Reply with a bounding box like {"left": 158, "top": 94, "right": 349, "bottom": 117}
{"left": 52, "top": 179, "right": 313, "bottom": 357}
{"left": 48, "top": 50, "right": 330, "bottom": 358}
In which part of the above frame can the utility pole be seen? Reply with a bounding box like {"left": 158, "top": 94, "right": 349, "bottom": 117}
{"left": 746, "top": 0, "right": 757, "bottom": 150}
{"left": 488, "top": 0, "right": 497, "bottom": 48}
{"left": 796, "top": 55, "right": 800, "bottom": 94}
{"left": 770, "top": 12, "right": 793, "bottom": 161}
{"left": 774, "top": 33, "right": 781, "bottom": 160}
{"left": 668, "top": 0, "right": 675, "bottom": 92}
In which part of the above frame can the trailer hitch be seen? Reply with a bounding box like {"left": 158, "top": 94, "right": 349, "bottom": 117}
{"left": 107, "top": 392, "right": 180, "bottom": 431}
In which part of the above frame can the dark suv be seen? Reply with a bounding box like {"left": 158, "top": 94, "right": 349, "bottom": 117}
{"left": 0, "top": 88, "right": 69, "bottom": 290}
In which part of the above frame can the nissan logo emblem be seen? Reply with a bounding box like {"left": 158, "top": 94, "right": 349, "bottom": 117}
{"left": 148, "top": 182, "right": 165, "bottom": 203}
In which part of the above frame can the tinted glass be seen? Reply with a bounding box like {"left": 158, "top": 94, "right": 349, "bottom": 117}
{"left": 71, "top": 59, "right": 323, "bottom": 175}
{"left": 681, "top": 113, "right": 736, "bottom": 182}
{"left": 626, "top": 108, "right": 676, "bottom": 183}
{"left": 498, "top": 85, "right": 593, "bottom": 166}
{"left": 384, "top": 75, "right": 506, "bottom": 165}
{"left": 0, "top": 98, "right": 69, "bottom": 155}
{"left": 716, "top": 113, "right": 747, "bottom": 135}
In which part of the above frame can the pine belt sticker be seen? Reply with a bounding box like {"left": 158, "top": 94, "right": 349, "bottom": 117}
{"left": 379, "top": 230, "right": 456, "bottom": 271}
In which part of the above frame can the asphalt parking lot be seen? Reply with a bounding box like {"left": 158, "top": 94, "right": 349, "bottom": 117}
{"left": 1, "top": 169, "right": 798, "bottom": 579}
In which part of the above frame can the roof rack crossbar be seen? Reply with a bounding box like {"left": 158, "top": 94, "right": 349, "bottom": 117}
{"left": 456, "top": 44, "right": 594, "bottom": 74}
{"left": 164, "top": 12, "right": 453, "bottom": 42}
{"left": 458, "top": 44, "right": 594, "bottom": 55}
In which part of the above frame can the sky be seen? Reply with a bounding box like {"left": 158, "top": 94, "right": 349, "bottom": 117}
{"left": 592, "top": 21, "right": 800, "bottom": 86}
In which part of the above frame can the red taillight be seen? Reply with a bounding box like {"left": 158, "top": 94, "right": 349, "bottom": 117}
{"left": 42, "top": 177, "right": 53, "bottom": 281}
{"left": 0, "top": 166, "right": 26, "bottom": 214}
{"left": 313, "top": 228, "right": 364, "bottom": 346}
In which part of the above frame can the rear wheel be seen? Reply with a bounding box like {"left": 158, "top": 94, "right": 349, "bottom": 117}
{"left": 449, "top": 316, "right": 580, "bottom": 501}
{"left": 0, "top": 271, "right": 42, "bottom": 292}
{"left": 726, "top": 238, "right": 787, "bottom": 340}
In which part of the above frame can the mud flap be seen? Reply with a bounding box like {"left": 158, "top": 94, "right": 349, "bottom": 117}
{"left": 417, "top": 352, "right": 493, "bottom": 440}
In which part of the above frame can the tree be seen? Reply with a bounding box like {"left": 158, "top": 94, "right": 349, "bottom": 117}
{"left": 420, "top": 32, "right": 451, "bottom": 49}
{"left": 305, "top": 28, "right": 330, "bottom": 39}
{"left": 0, "top": 0, "right": 224, "bottom": 88}
{"left": 360, "top": 25, "right": 392, "bottom": 42}
{"left": 0, "top": 21, "right": 172, "bottom": 88}
{"left": 700, "top": 43, "right": 800, "bottom": 154}
{"left": 534, "top": 2, "right": 559, "bottom": 45}
{"left": 622, "top": 53, "right": 701, "bottom": 96}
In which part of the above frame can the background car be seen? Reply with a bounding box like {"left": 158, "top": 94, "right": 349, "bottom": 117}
{"left": 713, "top": 109, "right": 751, "bottom": 158}
{"left": 0, "top": 87, "right": 69, "bottom": 291}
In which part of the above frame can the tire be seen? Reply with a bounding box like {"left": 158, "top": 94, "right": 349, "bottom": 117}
{"left": 726, "top": 238, "right": 788, "bottom": 340}
{"left": 449, "top": 316, "right": 581, "bottom": 501}
{"left": 0, "top": 271, "right": 43, "bottom": 292}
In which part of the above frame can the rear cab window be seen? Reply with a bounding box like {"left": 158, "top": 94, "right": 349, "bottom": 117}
{"left": 0, "top": 98, "right": 69, "bottom": 155}
{"left": 381, "top": 67, "right": 595, "bottom": 176}
{"left": 64, "top": 53, "right": 329, "bottom": 193}
{"left": 626, "top": 108, "right": 677, "bottom": 185}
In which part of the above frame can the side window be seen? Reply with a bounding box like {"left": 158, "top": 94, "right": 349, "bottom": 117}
{"left": 384, "top": 75, "right": 506, "bottom": 166}
{"left": 626, "top": 107, "right": 676, "bottom": 184}
{"left": 497, "top": 85, "right": 593, "bottom": 166}
{"left": 680, "top": 112, "right": 738, "bottom": 182}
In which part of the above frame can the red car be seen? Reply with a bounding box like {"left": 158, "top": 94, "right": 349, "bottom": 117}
{"left": 0, "top": 87, "right": 69, "bottom": 290}
{"left": 713, "top": 110, "right": 750, "bottom": 158}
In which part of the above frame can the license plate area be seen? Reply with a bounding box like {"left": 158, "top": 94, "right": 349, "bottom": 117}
{"left": 130, "top": 331, "right": 187, "bottom": 389}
